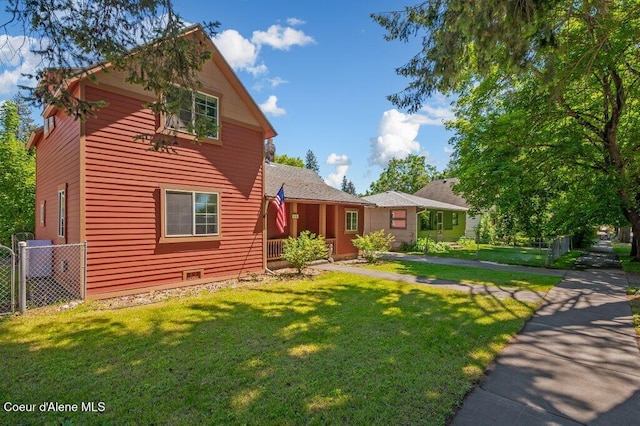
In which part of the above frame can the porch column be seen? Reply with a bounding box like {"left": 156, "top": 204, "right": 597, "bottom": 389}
{"left": 319, "top": 204, "right": 326, "bottom": 237}
{"left": 290, "top": 202, "right": 298, "bottom": 237}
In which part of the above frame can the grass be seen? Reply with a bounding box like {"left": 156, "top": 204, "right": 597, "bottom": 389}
{"left": 365, "top": 261, "right": 562, "bottom": 293}
{"left": 550, "top": 250, "right": 584, "bottom": 269}
{"left": 0, "top": 272, "right": 536, "bottom": 425}
{"left": 404, "top": 244, "right": 584, "bottom": 269}
{"left": 627, "top": 287, "right": 640, "bottom": 336}
{"left": 612, "top": 243, "right": 640, "bottom": 273}
{"left": 412, "top": 244, "right": 550, "bottom": 267}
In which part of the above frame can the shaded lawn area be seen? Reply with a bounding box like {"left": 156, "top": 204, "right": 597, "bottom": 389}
{"left": 416, "top": 244, "right": 549, "bottom": 267}
{"left": 0, "top": 272, "right": 536, "bottom": 425}
{"left": 404, "top": 245, "right": 583, "bottom": 269}
{"left": 613, "top": 243, "right": 640, "bottom": 274}
{"left": 627, "top": 287, "right": 640, "bottom": 336}
{"left": 365, "top": 261, "right": 562, "bottom": 293}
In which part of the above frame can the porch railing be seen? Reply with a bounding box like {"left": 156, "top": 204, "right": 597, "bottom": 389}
{"left": 267, "top": 238, "right": 336, "bottom": 261}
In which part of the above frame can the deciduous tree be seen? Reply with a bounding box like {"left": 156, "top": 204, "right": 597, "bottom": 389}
{"left": 0, "top": 101, "right": 35, "bottom": 245}
{"left": 274, "top": 154, "right": 304, "bottom": 168}
{"left": 374, "top": 1, "right": 640, "bottom": 258}
{"left": 368, "top": 154, "right": 436, "bottom": 195}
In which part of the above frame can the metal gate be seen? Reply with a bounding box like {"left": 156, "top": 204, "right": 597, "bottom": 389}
{"left": 0, "top": 245, "right": 16, "bottom": 315}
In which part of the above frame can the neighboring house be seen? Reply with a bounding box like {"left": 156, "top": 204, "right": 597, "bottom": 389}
{"left": 264, "top": 162, "right": 372, "bottom": 265}
{"left": 362, "top": 191, "right": 467, "bottom": 248}
{"left": 27, "top": 25, "right": 276, "bottom": 298}
{"left": 413, "top": 178, "right": 480, "bottom": 240}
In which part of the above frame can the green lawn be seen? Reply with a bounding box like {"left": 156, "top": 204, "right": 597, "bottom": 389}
{"left": 627, "top": 287, "right": 640, "bottom": 336}
{"left": 0, "top": 272, "right": 536, "bottom": 425}
{"left": 416, "top": 244, "right": 549, "bottom": 267}
{"left": 365, "top": 261, "right": 562, "bottom": 293}
{"left": 405, "top": 244, "right": 583, "bottom": 269}
{"left": 613, "top": 243, "right": 640, "bottom": 273}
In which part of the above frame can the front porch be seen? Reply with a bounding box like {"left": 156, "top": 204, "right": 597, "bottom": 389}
{"left": 267, "top": 238, "right": 337, "bottom": 261}
{"left": 266, "top": 200, "right": 364, "bottom": 265}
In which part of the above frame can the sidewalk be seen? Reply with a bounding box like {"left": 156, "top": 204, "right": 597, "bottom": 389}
{"left": 451, "top": 244, "right": 640, "bottom": 425}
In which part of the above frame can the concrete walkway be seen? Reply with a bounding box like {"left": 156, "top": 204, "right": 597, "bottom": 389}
{"left": 451, "top": 243, "right": 640, "bottom": 425}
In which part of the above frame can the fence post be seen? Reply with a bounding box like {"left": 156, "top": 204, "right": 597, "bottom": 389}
{"left": 18, "top": 242, "right": 27, "bottom": 314}
{"left": 82, "top": 241, "right": 88, "bottom": 300}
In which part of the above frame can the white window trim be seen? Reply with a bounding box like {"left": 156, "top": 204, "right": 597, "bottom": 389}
{"left": 57, "top": 189, "right": 65, "bottom": 237}
{"left": 345, "top": 210, "right": 358, "bottom": 233}
{"left": 165, "top": 87, "right": 219, "bottom": 140}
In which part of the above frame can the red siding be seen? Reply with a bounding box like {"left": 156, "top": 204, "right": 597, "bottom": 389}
{"left": 34, "top": 101, "right": 82, "bottom": 244}
{"left": 83, "top": 86, "right": 264, "bottom": 296}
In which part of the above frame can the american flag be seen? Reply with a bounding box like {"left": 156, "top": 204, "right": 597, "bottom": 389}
{"left": 272, "top": 185, "right": 287, "bottom": 233}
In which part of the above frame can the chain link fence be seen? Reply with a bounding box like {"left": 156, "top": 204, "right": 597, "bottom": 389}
{"left": 545, "top": 236, "right": 572, "bottom": 266}
{"left": 0, "top": 245, "right": 15, "bottom": 315}
{"left": 18, "top": 242, "right": 86, "bottom": 311}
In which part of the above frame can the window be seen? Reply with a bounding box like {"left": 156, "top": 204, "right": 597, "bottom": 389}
{"left": 44, "top": 115, "right": 55, "bottom": 137}
{"left": 345, "top": 211, "right": 358, "bottom": 232}
{"left": 164, "top": 189, "right": 219, "bottom": 238}
{"left": 390, "top": 209, "right": 407, "bottom": 229}
{"left": 452, "top": 212, "right": 459, "bottom": 226}
{"left": 165, "top": 87, "right": 219, "bottom": 139}
{"left": 57, "top": 189, "right": 65, "bottom": 237}
{"left": 40, "top": 201, "right": 46, "bottom": 226}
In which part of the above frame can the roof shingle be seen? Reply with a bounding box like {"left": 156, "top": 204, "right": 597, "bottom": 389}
{"left": 265, "top": 162, "right": 371, "bottom": 205}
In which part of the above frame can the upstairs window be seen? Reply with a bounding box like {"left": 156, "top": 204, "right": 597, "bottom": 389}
{"left": 44, "top": 115, "right": 56, "bottom": 137}
{"left": 165, "top": 87, "right": 219, "bottom": 139}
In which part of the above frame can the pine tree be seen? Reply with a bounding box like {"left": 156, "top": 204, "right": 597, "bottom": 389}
{"left": 305, "top": 150, "right": 319, "bottom": 173}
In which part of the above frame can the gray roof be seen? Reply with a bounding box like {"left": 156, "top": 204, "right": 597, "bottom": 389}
{"left": 413, "top": 178, "right": 469, "bottom": 208}
{"left": 362, "top": 191, "right": 467, "bottom": 211}
{"left": 265, "top": 162, "right": 371, "bottom": 205}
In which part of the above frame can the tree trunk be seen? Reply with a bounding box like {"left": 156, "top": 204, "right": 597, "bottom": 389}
{"left": 632, "top": 232, "right": 639, "bottom": 259}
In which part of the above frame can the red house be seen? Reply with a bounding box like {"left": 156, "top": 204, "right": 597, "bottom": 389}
{"left": 27, "top": 26, "right": 276, "bottom": 298}
{"left": 264, "top": 162, "right": 372, "bottom": 267}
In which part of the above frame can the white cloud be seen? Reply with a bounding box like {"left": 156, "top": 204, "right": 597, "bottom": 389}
{"left": 268, "top": 77, "right": 288, "bottom": 88}
{"left": 420, "top": 104, "right": 455, "bottom": 124}
{"left": 444, "top": 146, "right": 454, "bottom": 155}
{"left": 259, "top": 95, "right": 286, "bottom": 116}
{"left": 287, "top": 18, "right": 306, "bottom": 26}
{"left": 0, "top": 35, "right": 45, "bottom": 95}
{"left": 325, "top": 153, "right": 351, "bottom": 188}
{"left": 251, "top": 25, "right": 315, "bottom": 50}
{"left": 213, "top": 30, "right": 267, "bottom": 75}
{"left": 368, "top": 109, "right": 434, "bottom": 167}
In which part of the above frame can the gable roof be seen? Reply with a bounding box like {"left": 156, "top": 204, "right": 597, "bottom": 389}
{"left": 362, "top": 190, "right": 467, "bottom": 211}
{"left": 413, "top": 178, "right": 469, "bottom": 208}
{"left": 28, "top": 24, "right": 276, "bottom": 150}
{"left": 265, "top": 162, "right": 371, "bottom": 206}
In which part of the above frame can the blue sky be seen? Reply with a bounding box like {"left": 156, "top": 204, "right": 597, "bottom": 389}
{"left": 0, "top": 1, "right": 456, "bottom": 194}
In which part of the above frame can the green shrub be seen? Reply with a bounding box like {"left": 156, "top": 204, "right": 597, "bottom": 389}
{"left": 477, "top": 214, "right": 497, "bottom": 244}
{"left": 456, "top": 237, "right": 476, "bottom": 248}
{"left": 353, "top": 230, "right": 395, "bottom": 263}
{"left": 405, "top": 237, "right": 451, "bottom": 254}
{"left": 282, "top": 231, "right": 328, "bottom": 273}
